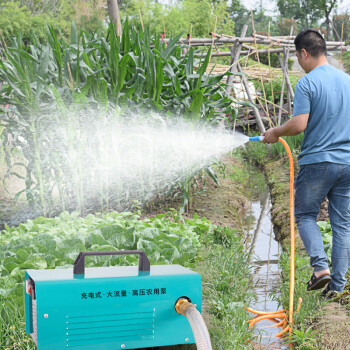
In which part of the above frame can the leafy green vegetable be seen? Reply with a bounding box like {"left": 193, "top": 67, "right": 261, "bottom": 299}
{"left": 318, "top": 220, "right": 333, "bottom": 263}
{"left": 0, "top": 210, "right": 218, "bottom": 348}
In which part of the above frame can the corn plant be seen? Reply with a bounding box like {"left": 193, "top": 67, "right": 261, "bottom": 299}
{"left": 0, "top": 20, "right": 237, "bottom": 218}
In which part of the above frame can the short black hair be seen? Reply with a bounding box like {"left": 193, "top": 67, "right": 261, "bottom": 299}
{"left": 294, "top": 29, "right": 327, "bottom": 57}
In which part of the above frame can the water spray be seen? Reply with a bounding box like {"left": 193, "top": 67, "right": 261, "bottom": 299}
{"left": 245, "top": 136, "right": 302, "bottom": 344}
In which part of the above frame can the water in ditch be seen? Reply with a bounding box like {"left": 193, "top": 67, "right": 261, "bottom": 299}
{"left": 244, "top": 166, "right": 289, "bottom": 350}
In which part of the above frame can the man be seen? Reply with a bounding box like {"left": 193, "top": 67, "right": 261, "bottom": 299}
{"left": 263, "top": 29, "right": 350, "bottom": 295}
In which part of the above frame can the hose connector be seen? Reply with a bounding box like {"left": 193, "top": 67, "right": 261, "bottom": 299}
{"left": 175, "top": 298, "right": 191, "bottom": 315}
{"left": 175, "top": 297, "right": 213, "bottom": 350}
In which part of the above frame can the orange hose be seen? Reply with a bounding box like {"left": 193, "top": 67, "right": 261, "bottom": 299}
{"left": 278, "top": 137, "right": 295, "bottom": 336}
{"left": 248, "top": 314, "right": 286, "bottom": 328}
{"left": 243, "top": 137, "right": 296, "bottom": 345}
{"left": 275, "top": 325, "right": 291, "bottom": 338}
{"left": 244, "top": 307, "right": 286, "bottom": 315}
{"left": 270, "top": 319, "right": 288, "bottom": 328}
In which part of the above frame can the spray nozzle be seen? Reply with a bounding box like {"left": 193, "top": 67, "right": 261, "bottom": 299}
{"left": 249, "top": 136, "right": 264, "bottom": 141}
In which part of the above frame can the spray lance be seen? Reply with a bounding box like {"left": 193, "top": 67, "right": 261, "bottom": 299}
{"left": 244, "top": 136, "right": 302, "bottom": 342}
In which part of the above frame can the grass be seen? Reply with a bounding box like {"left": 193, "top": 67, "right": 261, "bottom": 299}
{"left": 339, "top": 51, "right": 350, "bottom": 74}
{"left": 198, "top": 225, "right": 255, "bottom": 349}
{"left": 278, "top": 251, "right": 326, "bottom": 349}
{"left": 242, "top": 133, "right": 304, "bottom": 163}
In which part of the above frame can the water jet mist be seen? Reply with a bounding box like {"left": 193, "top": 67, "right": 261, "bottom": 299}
{"left": 2, "top": 108, "right": 248, "bottom": 224}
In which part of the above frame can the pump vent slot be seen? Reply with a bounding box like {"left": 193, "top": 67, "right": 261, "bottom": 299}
{"left": 65, "top": 310, "right": 155, "bottom": 347}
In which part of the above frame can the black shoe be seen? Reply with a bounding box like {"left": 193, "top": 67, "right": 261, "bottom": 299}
{"left": 307, "top": 273, "right": 332, "bottom": 291}
{"left": 321, "top": 284, "right": 339, "bottom": 299}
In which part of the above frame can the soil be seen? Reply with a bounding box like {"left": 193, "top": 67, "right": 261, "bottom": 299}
{"left": 144, "top": 155, "right": 250, "bottom": 228}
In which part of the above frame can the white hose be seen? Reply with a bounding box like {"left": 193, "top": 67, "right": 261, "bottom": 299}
{"left": 183, "top": 304, "right": 212, "bottom": 350}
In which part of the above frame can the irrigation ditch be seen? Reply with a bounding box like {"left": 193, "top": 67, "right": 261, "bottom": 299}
{"left": 143, "top": 147, "right": 350, "bottom": 350}
{"left": 245, "top": 143, "right": 350, "bottom": 350}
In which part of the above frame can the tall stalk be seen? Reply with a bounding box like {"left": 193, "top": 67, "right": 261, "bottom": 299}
{"left": 31, "top": 116, "right": 47, "bottom": 216}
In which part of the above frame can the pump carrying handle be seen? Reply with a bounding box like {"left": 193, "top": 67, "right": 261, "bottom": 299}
{"left": 73, "top": 250, "right": 151, "bottom": 275}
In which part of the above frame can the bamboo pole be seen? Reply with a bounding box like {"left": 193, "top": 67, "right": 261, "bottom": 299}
{"left": 226, "top": 24, "right": 248, "bottom": 96}
{"left": 209, "top": 16, "right": 218, "bottom": 63}
{"left": 339, "top": 22, "right": 344, "bottom": 69}
{"left": 237, "top": 61, "right": 266, "bottom": 133}
{"left": 254, "top": 33, "right": 345, "bottom": 46}
{"left": 158, "top": 36, "right": 345, "bottom": 46}
{"left": 277, "top": 52, "right": 294, "bottom": 100}
{"left": 207, "top": 46, "right": 341, "bottom": 55}
{"left": 251, "top": 11, "right": 271, "bottom": 127}
{"left": 267, "top": 22, "right": 276, "bottom": 124}
{"left": 285, "top": 49, "right": 292, "bottom": 115}
{"left": 277, "top": 62, "right": 286, "bottom": 126}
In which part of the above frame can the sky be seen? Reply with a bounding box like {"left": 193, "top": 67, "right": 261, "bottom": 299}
{"left": 236, "top": 0, "right": 350, "bottom": 15}
{"left": 161, "top": 0, "right": 350, "bottom": 17}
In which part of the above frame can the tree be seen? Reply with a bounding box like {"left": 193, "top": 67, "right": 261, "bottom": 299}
{"left": 317, "top": 0, "right": 338, "bottom": 40}
{"left": 278, "top": 18, "right": 297, "bottom": 35}
{"left": 228, "top": 1, "right": 250, "bottom": 36}
{"left": 121, "top": 0, "right": 234, "bottom": 38}
{"left": 277, "top": 0, "right": 323, "bottom": 30}
{"left": 107, "top": 0, "right": 122, "bottom": 36}
{"left": 333, "top": 13, "right": 350, "bottom": 41}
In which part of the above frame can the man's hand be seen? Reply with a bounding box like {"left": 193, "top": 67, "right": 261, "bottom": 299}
{"left": 262, "top": 114, "right": 309, "bottom": 144}
{"left": 262, "top": 128, "right": 280, "bottom": 144}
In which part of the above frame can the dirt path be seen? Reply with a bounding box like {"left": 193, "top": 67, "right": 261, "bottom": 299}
{"left": 290, "top": 54, "right": 345, "bottom": 75}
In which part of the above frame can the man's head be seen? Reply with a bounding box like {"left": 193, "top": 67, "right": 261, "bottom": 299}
{"left": 294, "top": 29, "right": 328, "bottom": 73}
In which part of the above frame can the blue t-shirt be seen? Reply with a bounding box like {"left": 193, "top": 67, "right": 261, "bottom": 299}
{"left": 293, "top": 64, "right": 350, "bottom": 165}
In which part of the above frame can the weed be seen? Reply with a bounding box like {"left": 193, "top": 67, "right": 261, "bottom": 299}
{"left": 198, "top": 240, "right": 255, "bottom": 349}
{"left": 286, "top": 327, "right": 317, "bottom": 349}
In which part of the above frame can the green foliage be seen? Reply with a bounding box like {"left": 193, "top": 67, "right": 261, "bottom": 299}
{"left": 277, "top": 18, "right": 298, "bottom": 36}
{"left": 318, "top": 220, "right": 333, "bottom": 263}
{"left": 0, "top": 1, "right": 70, "bottom": 43}
{"left": 200, "top": 230, "right": 255, "bottom": 348}
{"left": 287, "top": 327, "right": 317, "bottom": 349}
{"left": 258, "top": 73, "right": 299, "bottom": 104}
{"left": 339, "top": 51, "right": 350, "bottom": 74}
{"left": 278, "top": 250, "right": 325, "bottom": 349}
{"left": 240, "top": 137, "right": 270, "bottom": 164}
{"left": 276, "top": 0, "right": 323, "bottom": 30}
{"left": 123, "top": 0, "right": 234, "bottom": 38}
{"left": 257, "top": 53, "right": 294, "bottom": 71}
{"left": 0, "top": 0, "right": 107, "bottom": 43}
{"left": 333, "top": 14, "right": 350, "bottom": 41}
{"left": 0, "top": 20, "right": 236, "bottom": 215}
{"left": 0, "top": 210, "right": 210, "bottom": 347}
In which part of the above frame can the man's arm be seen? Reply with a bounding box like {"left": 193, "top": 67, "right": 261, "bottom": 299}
{"left": 262, "top": 113, "right": 309, "bottom": 143}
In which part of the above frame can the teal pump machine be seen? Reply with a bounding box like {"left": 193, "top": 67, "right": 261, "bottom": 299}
{"left": 25, "top": 250, "right": 211, "bottom": 350}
